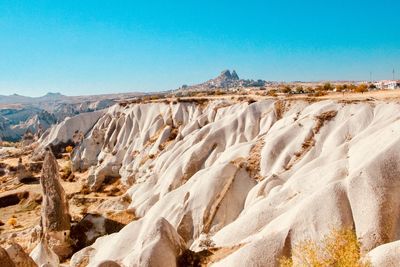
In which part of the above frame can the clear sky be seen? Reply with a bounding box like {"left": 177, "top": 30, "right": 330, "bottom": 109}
{"left": 0, "top": 0, "right": 399, "bottom": 96}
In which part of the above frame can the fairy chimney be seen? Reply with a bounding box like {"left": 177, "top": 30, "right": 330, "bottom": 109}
{"left": 40, "top": 148, "right": 70, "bottom": 232}
{"left": 16, "top": 157, "right": 32, "bottom": 183}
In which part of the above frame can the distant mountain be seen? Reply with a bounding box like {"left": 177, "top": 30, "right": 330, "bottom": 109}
{"left": 37, "top": 92, "right": 66, "bottom": 101}
{"left": 0, "top": 93, "right": 32, "bottom": 104}
{"left": 0, "top": 92, "right": 67, "bottom": 104}
{"left": 176, "top": 70, "right": 267, "bottom": 92}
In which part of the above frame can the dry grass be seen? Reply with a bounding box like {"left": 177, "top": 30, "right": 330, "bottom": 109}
{"left": 275, "top": 100, "right": 286, "bottom": 120}
{"left": 60, "top": 160, "right": 73, "bottom": 181}
{"left": 314, "top": 110, "right": 337, "bottom": 134}
{"left": 105, "top": 210, "right": 135, "bottom": 225}
{"left": 284, "top": 110, "right": 337, "bottom": 171}
{"left": 246, "top": 139, "right": 265, "bottom": 181}
{"left": 280, "top": 228, "right": 371, "bottom": 267}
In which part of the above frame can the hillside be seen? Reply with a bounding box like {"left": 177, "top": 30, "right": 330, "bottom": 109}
{"left": 5, "top": 96, "right": 395, "bottom": 266}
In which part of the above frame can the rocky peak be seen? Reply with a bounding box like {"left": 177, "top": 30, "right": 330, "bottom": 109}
{"left": 231, "top": 70, "right": 239, "bottom": 80}
{"left": 219, "top": 70, "right": 233, "bottom": 80}
{"left": 205, "top": 69, "right": 242, "bottom": 88}
{"left": 177, "top": 69, "right": 265, "bottom": 92}
{"left": 217, "top": 69, "right": 239, "bottom": 82}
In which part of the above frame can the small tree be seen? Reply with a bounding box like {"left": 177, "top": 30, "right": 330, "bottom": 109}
{"left": 348, "top": 84, "right": 357, "bottom": 92}
{"left": 295, "top": 86, "right": 304, "bottom": 94}
{"left": 355, "top": 84, "right": 368, "bottom": 94}
{"left": 304, "top": 87, "right": 314, "bottom": 93}
{"left": 280, "top": 85, "right": 292, "bottom": 94}
{"left": 335, "top": 85, "right": 344, "bottom": 92}
{"left": 323, "top": 83, "right": 333, "bottom": 91}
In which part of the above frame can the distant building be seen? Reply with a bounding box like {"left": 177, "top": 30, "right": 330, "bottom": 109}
{"left": 374, "top": 80, "right": 400, "bottom": 90}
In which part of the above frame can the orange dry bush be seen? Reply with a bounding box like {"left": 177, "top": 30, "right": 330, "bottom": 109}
{"left": 267, "top": 89, "right": 278, "bottom": 97}
{"left": 65, "top": 145, "right": 73, "bottom": 153}
{"left": 355, "top": 84, "right": 368, "bottom": 94}
{"left": 7, "top": 217, "right": 17, "bottom": 227}
{"left": 280, "top": 228, "right": 371, "bottom": 267}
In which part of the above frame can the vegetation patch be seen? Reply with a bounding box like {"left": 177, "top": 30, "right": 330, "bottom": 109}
{"left": 274, "top": 100, "right": 286, "bottom": 120}
{"left": 280, "top": 228, "right": 371, "bottom": 267}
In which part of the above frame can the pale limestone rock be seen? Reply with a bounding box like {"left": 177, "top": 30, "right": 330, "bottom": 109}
{"left": 71, "top": 218, "right": 185, "bottom": 267}
{"left": 33, "top": 110, "right": 104, "bottom": 159}
{"left": 0, "top": 246, "right": 15, "bottom": 267}
{"left": 16, "top": 157, "right": 32, "bottom": 182}
{"left": 5, "top": 243, "right": 37, "bottom": 267}
{"left": 40, "top": 149, "right": 70, "bottom": 232}
{"left": 367, "top": 240, "right": 400, "bottom": 267}
{"left": 40, "top": 149, "right": 71, "bottom": 258}
{"left": 29, "top": 239, "right": 59, "bottom": 267}
{"left": 37, "top": 99, "right": 400, "bottom": 266}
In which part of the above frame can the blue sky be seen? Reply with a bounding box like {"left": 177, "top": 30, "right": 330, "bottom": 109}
{"left": 0, "top": 0, "right": 399, "bottom": 96}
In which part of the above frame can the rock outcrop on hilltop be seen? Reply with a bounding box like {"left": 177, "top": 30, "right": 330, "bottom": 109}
{"left": 38, "top": 98, "right": 400, "bottom": 266}
{"left": 177, "top": 70, "right": 266, "bottom": 92}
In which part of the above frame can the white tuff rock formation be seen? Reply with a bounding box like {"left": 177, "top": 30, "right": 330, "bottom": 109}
{"left": 29, "top": 239, "right": 60, "bottom": 267}
{"left": 37, "top": 149, "right": 72, "bottom": 259}
{"left": 40, "top": 99, "right": 400, "bottom": 266}
{"left": 34, "top": 110, "right": 104, "bottom": 158}
{"left": 16, "top": 157, "right": 32, "bottom": 182}
{"left": 5, "top": 243, "right": 37, "bottom": 267}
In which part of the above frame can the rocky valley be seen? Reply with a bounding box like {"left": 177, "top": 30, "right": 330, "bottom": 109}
{"left": 1, "top": 92, "right": 400, "bottom": 266}
{"left": 0, "top": 92, "right": 141, "bottom": 142}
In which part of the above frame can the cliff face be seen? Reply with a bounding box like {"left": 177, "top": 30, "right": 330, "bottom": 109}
{"left": 43, "top": 99, "right": 400, "bottom": 266}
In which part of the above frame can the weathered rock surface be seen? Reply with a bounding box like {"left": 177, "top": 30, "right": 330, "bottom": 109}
{"left": 39, "top": 149, "right": 72, "bottom": 258}
{"left": 38, "top": 99, "right": 400, "bottom": 266}
{"left": 16, "top": 158, "right": 32, "bottom": 182}
{"left": 40, "top": 149, "right": 70, "bottom": 232}
{"left": 367, "top": 240, "right": 400, "bottom": 267}
{"left": 0, "top": 91, "right": 142, "bottom": 142}
{"left": 71, "top": 217, "right": 185, "bottom": 267}
{"left": 33, "top": 110, "right": 104, "bottom": 158}
{"left": 0, "top": 246, "right": 15, "bottom": 267}
{"left": 5, "top": 243, "right": 37, "bottom": 267}
{"left": 29, "top": 239, "right": 60, "bottom": 267}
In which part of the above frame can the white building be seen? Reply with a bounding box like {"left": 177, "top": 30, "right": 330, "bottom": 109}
{"left": 374, "top": 80, "right": 400, "bottom": 90}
